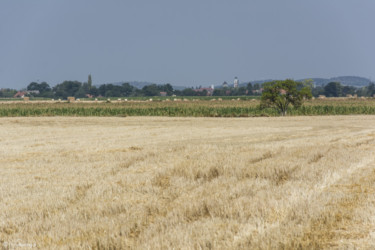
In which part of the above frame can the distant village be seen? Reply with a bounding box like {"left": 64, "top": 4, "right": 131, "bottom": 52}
{"left": 1, "top": 76, "right": 264, "bottom": 99}
{"left": 1, "top": 75, "right": 375, "bottom": 99}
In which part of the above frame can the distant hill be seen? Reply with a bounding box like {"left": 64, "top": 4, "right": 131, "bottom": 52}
{"left": 298, "top": 76, "right": 371, "bottom": 87}
{"left": 233, "top": 76, "right": 372, "bottom": 88}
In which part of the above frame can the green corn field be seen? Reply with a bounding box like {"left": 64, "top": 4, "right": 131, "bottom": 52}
{"left": 0, "top": 98, "right": 374, "bottom": 117}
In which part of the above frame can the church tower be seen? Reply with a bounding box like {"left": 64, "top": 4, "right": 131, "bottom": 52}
{"left": 234, "top": 77, "right": 239, "bottom": 88}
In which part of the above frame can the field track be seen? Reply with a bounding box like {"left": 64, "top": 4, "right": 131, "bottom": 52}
{"left": 0, "top": 116, "right": 375, "bottom": 249}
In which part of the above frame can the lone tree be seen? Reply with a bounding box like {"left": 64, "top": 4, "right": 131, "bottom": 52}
{"left": 261, "top": 79, "right": 312, "bottom": 116}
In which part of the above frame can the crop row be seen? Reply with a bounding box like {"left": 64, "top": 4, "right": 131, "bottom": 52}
{"left": 0, "top": 103, "right": 375, "bottom": 117}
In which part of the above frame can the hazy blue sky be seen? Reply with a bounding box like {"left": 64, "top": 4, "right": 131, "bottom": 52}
{"left": 1, "top": 0, "right": 375, "bottom": 88}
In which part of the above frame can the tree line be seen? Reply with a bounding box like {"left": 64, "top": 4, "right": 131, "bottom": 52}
{"left": 3, "top": 80, "right": 268, "bottom": 99}
{"left": 312, "top": 81, "right": 375, "bottom": 97}
{"left": 20, "top": 81, "right": 176, "bottom": 99}
{"left": 1, "top": 77, "right": 375, "bottom": 99}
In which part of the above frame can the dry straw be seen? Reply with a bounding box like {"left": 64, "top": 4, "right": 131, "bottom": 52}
{"left": 0, "top": 116, "right": 374, "bottom": 248}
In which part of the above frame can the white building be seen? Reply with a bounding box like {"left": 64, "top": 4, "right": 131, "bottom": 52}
{"left": 234, "top": 77, "right": 239, "bottom": 88}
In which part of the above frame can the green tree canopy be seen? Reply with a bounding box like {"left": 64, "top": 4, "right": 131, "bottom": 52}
{"left": 27, "top": 81, "right": 51, "bottom": 93}
{"left": 142, "top": 84, "right": 160, "bottom": 96}
{"left": 366, "top": 82, "right": 375, "bottom": 97}
{"left": 88, "top": 74, "right": 92, "bottom": 89}
{"left": 301, "top": 79, "right": 314, "bottom": 90}
{"left": 246, "top": 82, "right": 253, "bottom": 93}
{"left": 53, "top": 81, "right": 82, "bottom": 99}
{"left": 158, "top": 83, "right": 174, "bottom": 95}
{"left": 182, "top": 88, "right": 197, "bottom": 96}
{"left": 324, "top": 82, "right": 342, "bottom": 97}
{"left": 261, "top": 79, "right": 312, "bottom": 116}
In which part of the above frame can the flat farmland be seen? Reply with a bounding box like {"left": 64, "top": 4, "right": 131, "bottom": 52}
{"left": 1, "top": 116, "right": 375, "bottom": 249}
{"left": 0, "top": 98, "right": 375, "bottom": 117}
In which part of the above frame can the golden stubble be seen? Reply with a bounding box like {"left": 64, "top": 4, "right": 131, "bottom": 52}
{"left": 0, "top": 116, "right": 375, "bottom": 249}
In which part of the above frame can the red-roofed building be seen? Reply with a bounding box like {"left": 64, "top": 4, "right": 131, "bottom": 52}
{"left": 14, "top": 91, "right": 27, "bottom": 98}
{"left": 194, "top": 87, "right": 214, "bottom": 96}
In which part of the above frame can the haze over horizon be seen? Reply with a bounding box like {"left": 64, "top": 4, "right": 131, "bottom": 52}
{"left": 1, "top": 0, "right": 375, "bottom": 89}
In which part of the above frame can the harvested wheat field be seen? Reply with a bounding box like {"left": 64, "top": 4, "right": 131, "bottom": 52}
{"left": 1, "top": 116, "right": 375, "bottom": 249}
